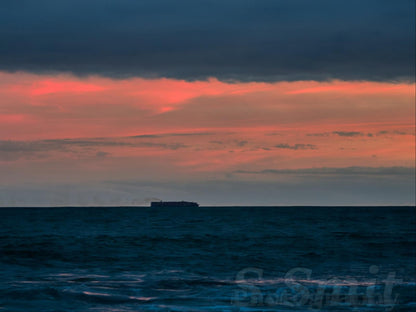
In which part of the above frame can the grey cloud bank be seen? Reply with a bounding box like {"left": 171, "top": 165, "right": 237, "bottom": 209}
{"left": 0, "top": 0, "right": 414, "bottom": 81}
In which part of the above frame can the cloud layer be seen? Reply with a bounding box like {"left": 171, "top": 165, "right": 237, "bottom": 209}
{"left": 0, "top": 0, "right": 414, "bottom": 81}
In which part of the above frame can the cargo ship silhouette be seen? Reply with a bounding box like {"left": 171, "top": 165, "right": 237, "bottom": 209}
{"left": 150, "top": 201, "right": 199, "bottom": 208}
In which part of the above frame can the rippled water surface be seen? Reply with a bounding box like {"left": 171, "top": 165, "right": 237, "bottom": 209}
{"left": 0, "top": 206, "right": 415, "bottom": 311}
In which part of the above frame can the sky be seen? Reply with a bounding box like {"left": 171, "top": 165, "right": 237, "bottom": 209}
{"left": 0, "top": 0, "right": 415, "bottom": 206}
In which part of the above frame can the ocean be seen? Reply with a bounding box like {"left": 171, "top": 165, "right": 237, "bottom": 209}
{"left": 0, "top": 206, "right": 414, "bottom": 311}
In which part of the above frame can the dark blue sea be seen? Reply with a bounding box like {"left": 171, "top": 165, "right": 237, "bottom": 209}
{"left": 0, "top": 206, "right": 415, "bottom": 311}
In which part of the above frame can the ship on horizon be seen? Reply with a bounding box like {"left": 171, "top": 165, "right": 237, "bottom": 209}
{"left": 150, "top": 201, "right": 199, "bottom": 208}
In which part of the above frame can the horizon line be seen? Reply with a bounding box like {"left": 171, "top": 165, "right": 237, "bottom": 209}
{"left": 0, "top": 205, "right": 414, "bottom": 208}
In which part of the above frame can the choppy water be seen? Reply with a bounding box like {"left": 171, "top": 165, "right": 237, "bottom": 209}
{"left": 0, "top": 206, "right": 414, "bottom": 311}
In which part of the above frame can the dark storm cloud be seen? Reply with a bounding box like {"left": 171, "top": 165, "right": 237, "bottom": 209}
{"left": 307, "top": 131, "right": 380, "bottom": 137}
{"left": 332, "top": 131, "right": 365, "bottom": 137}
{"left": 0, "top": 0, "right": 414, "bottom": 81}
{"left": 95, "top": 151, "right": 110, "bottom": 158}
{"left": 376, "top": 130, "right": 414, "bottom": 136}
{"left": 235, "top": 140, "right": 248, "bottom": 147}
{"left": 275, "top": 143, "right": 317, "bottom": 150}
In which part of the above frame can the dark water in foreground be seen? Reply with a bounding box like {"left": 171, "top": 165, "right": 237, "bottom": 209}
{"left": 0, "top": 206, "right": 415, "bottom": 311}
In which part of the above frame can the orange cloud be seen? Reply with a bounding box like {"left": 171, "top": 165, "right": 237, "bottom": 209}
{"left": 30, "top": 79, "right": 105, "bottom": 96}
{"left": 0, "top": 71, "right": 414, "bottom": 176}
